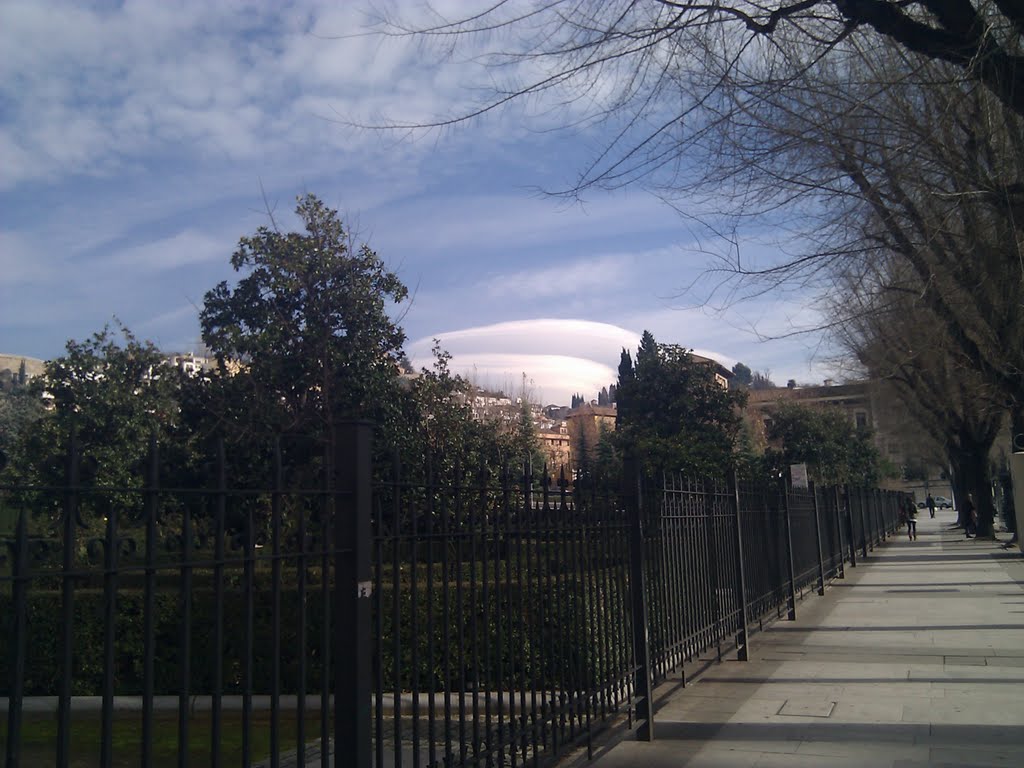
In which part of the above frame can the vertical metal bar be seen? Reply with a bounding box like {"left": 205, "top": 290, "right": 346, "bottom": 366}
{"left": 241, "top": 504, "right": 254, "bottom": 768}
{"left": 729, "top": 471, "right": 750, "bottom": 661}
{"left": 442, "top": 461, "right": 455, "bottom": 768}
{"left": 624, "top": 457, "right": 654, "bottom": 742}
{"left": 810, "top": 482, "right": 826, "bottom": 596}
{"left": 179, "top": 479, "right": 194, "bottom": 768}
{"left": 211, "top": 439, "right": 226, "bottom": 768}
{"left": 410, "top": 453, "right": 421, "bottom": 768}
{"left": 832, "top": 486, "right": 847, "bottom": 577}
{"left": 526, "top": 461, "right": 540, "bottom": 766}
{"left": 425, "top": 455, "right": 437, "bottom": 768}
{"left": 333, "top": 420, "right": 373, "bottom": 768}
{"left": 390, "top": 452, "right": 402, "bottom": 768}
{"left": 541, "top": 467, "right": 557, "bottom": 754}
{"left": 320, "top": 442, "right": 332, "bottom": 768}
{"left": 271, "top": 438, "right": 283, "bottom": 768}
{"left": 456, "top": 459, "right": 469, "bottom": 766}
{"left": 481, "top": 467, "right": 494, "bottom": 763}
{"left": 469, "top": 468, "right": 482, "bottom": 763}
{"left": 576, "top": 470, "right": 596, "bottom": 756}
{"left": 296, "top": 480, "right": 308, "bottom": 768}
{"left": 5, "top": 509, "right": 29, "bottom": 768}
{"left": 840, "top": 485, "right": 856, "bottom": 569}
{"left": 780, "top": 479, "right": 797, "bottom": 621}
{"left": 494, "top": 466, "right": 506, "bottom": 768}
{"left": 704, "top": 480, "right": 723, "bottom": 662}
{"left": 859, "top": 487, "right": 870, "bottom": 555}
{"left": 513, "top": 465, "right": 527, "bottom": 768}
{"left": 142, "top": 436, "right": 159, "bottom": 768}
{"left": 56, "top": 428, "right": 80, "bottom": 768}
{"left": 100, "top": 499, "right": 119, "bottom": 768}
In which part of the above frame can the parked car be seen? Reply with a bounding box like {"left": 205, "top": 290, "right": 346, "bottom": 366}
{"left": 916, "top": 500, "right": 927, "bottom": 509}
{"left": 933, "top": 496, "right": 953, "bottom": 508}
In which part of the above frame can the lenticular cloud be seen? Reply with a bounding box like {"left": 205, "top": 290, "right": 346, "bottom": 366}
{"left": 407, "top": 319, "right": 640, "bottom": 405}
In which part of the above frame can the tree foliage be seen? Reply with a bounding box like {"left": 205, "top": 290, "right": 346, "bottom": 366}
{"left": 730, "top": 362, "right": 753, "bottom": 389}
{"left": 10, "top": 325, "right": 185, "bottom": 522}
{"left": 763, "top": 402, "right": 883, "bottom": 485}
{"left": 615, "top": 331, "right": 747, "bottom": 476}
{"left": 200, "top": 194, "right": 409, "bottom": 437}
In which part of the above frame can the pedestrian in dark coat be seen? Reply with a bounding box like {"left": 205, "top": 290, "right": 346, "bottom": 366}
{"left": 963, "top": 493, "right": 978, "bottom": 538}
{"left": 905, "top": 496, "right": 917, "bottom": 540}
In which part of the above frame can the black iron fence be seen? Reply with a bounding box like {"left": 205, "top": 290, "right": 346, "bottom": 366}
{"left": 1, "top": 424, "right": 902, "bottom": 768}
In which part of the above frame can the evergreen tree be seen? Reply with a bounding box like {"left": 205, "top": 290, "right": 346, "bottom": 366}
{"left": 615, "top": 331, "right": 747, "bottom": 476}
{"left": 730, "top": 362, "right": 752, "bottom": 389}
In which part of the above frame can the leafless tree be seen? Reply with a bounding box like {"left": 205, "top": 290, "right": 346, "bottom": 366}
{"left": 831, "top": 254, "right": 1006, "bottom": 534}
{"left": 366, "top": 2, "right": 1024, "bottom": 447}
{"left": 367, "top": 1, "right": 1024, "bottom": 187}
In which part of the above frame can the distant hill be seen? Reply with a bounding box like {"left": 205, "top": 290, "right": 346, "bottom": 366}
{"left": 0, "top": 354, "right": 46, "bottom": 379}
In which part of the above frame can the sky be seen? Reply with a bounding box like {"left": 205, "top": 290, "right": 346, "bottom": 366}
{"left": 0, "top": 0, "right": 840, "bottom": 406}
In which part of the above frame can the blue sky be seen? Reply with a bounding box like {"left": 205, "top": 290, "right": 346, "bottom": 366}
{"left": 1, "top": 0, "right": 837, "bottom": 405}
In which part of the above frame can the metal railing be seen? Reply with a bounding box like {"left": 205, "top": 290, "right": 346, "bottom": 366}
{"left": 1, "top": 425, "right": 903, "bottom": 768}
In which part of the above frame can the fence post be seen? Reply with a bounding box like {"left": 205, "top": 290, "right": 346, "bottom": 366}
{"left": 878, "top": 489, "right": 886, "bottom": 542}
{"left": 334, "top": 420, "right": 374, "bottom": 768}
{"left": 729, "top": 470, "right": 750, "bottom": 661}
{"left": 832, "top": 485, "right": 846, "bottom": 578}
{"left": 56, "top": 427, "right": 80, "bottom": 768}
{"left": 705, "top": 479, "right": 723, "bottom": 663}
{"left": 624, "top": 456, "right": 654, "bottom": 741}
{"left": 864, "top": 487, "right": 872, "bottom": 552}
{"left": 5, "top": 509, "right": 28, "bottom": 768}
{"left": 780, "top": 478, "right": 798, "bottom": 621}
{"left": 810, "top": 482, "right": 826, "bottom": 596}
{"left": 841, "top": 485, "right": 856, "bottom": 569}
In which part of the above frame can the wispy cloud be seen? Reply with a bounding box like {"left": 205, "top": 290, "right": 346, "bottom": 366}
{"left": 102, "top": 229, "right": 231, "bottom": 272}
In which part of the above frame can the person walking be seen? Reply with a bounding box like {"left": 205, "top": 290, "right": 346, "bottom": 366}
{"left": 963, "top": 493, "right": 978, "bottom": 538}
{"left": 926, "top": 493, "right": 936, "bottom": 518}
{"left": 905, "top": 496, "right": 918, "bottom": 540}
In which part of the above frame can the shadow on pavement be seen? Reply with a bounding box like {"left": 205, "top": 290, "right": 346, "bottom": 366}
{"left": 651, "top": 720, "right": 1024, "bottom": 744}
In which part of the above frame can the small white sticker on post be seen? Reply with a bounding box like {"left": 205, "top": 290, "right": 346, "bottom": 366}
{"left": 357, "top": 580, "right": 373, "bottom": 599}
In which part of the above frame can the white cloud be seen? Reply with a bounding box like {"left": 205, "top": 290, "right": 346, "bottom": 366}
{"left": 102, "top": 230, "right": 231, "bottom": 272}
{"left": 0, "top": 0, "right": 517, "bottom": 190}
{"left": 481, "top": 256, "right": 626, "bottom": 299}
{"left": 407, "top": 318, "right": 746, "bottom": 405}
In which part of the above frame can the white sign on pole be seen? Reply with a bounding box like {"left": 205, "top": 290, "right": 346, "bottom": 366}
{"left": 790, "top": 463, "right": 809, "bottom": 489}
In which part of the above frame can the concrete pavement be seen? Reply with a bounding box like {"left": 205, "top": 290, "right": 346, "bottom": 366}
{"left": 581, "top": 508, "right": 1024, "bottom": 768}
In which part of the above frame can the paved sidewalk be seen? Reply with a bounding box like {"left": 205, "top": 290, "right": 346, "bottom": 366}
{"left": 585, "top": 509, "right": 1024, "bottom": 768}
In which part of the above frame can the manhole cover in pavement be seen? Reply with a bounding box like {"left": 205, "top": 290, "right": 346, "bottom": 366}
{"left": 777, "top": 699, "right": 836, "bottom": 718}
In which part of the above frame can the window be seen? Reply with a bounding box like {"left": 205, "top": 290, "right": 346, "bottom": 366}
{"left": 855, "top": 412, "right": 868, "bottom": 429}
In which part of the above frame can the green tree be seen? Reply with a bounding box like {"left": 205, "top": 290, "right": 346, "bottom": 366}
{"left": 13, "top": 325, "right": 183, "bottom": 518}
{"left": 200, "top": 194, "right": 408, "bottom": 438}
{"left": 615, "top": 331, "right": 747, "bottom": 477}
{"left": 730, "top": 362, "right": 753, "bottom": 389}
{"left": 0, "top": 387, "right": 44, "bottom": 471}
{"left": 763, "top": 403, "right": 883, "bottom": 486}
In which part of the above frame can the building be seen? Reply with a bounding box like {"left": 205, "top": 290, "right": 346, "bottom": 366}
{"left": 690, "top": 353, "right": 733, "bottom": 389}
{"left": 744, "top": 380, "right": 950, "bottom": 495}
{"left": 565, "top": 402, "right": 617, "bottom": 470}
{"left": 537, "top": 422, "right": 572, "bottom": 473}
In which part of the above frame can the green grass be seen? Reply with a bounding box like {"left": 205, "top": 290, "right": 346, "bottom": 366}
{"left": 2, "top": 709, "right": 328, "bottom": 767}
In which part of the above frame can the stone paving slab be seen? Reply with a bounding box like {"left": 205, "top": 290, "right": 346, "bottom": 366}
{"left": 579, "top": 509, "right": 1024, "bottom": 768}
